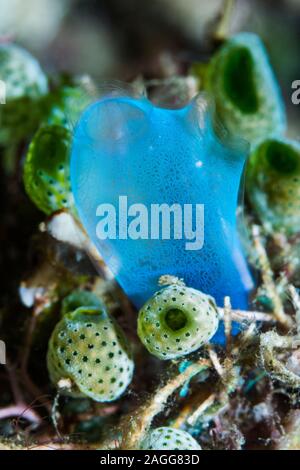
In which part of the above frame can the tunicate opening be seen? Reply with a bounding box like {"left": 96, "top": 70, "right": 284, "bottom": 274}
{"left": 223, "top": 46, "right": 259, "bottom": 114}
{"left": 164, "top": 309, "right": 188, "bottom": 331}
{"left": 265, "top": 140, "right": 299, "bottom": 174}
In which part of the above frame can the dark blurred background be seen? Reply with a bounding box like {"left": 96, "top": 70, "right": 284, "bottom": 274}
{"left": 0, "top": 0, "right": 300, "bottom": 134}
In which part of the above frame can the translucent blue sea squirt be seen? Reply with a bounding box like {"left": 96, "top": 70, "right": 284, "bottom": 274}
{"left": 71, "top": 92, "right": 254, "bottom": 321}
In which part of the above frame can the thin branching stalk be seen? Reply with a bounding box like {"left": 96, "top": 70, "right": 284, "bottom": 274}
{"left": 214, "top": 0, "right": 235, "bottom": 41}
{"left": 252, "top": 225, "right": 293, "bottom": 328}
{"left": 187, "top": 393, "right": 216, "bottom": 426}
{"left": 121, "top": 358, "right": 210, "bottom": 450}
{"left": 208, "top": 346, "right": 224, "bottom": 377}
{"left": 218, "top": 308, "right": 274, "bottom": 323}
{"left": 223, "top": 296, "right": 232, "bottom": 353}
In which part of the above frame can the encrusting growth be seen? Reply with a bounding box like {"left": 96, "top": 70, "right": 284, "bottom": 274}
{"left": 121, "top": 358, "right": 210, "bottom": 450}
{"left": 260, "top": 331, "right": 300, "bottom": 388}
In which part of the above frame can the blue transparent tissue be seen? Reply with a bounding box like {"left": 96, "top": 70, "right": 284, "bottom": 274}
{"left": 71, "top": 93, "right": 254, "bottom": 342}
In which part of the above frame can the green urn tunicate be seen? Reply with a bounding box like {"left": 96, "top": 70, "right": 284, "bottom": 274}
{"left": 47, "top": 306, "right": 134, "bottom": 402}
{"left": 23, "top": 125, "right": 73, "bottom": 215}
{"left": 137, "top": 284, "right": 219, "bottom": 360}
{"left": 246, "top": 137, "right": 300, "bottom": 235}
{"left": 203, "top": 33, "right": 286, "bottom": 147}
{"left": 0, "top": 43, "right": 48, "bottom": 145}
{"left": 140, "top": 427, "right": 201, "bottom": 450}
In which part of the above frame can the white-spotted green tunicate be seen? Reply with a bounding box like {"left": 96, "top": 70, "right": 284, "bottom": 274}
{"left": 137, "top": 284, "right": 219, "bottom": 360}
{"left": 47, "top": 306, "right": 134, "bottom": 402}
{"left": 246, "top": 137, "right": 300, "bottom": 235}
{"left": 203, "top": 33, "right": 286, "bottom": 147}
{"left": 140, "top": 427, "right": 201, "bottom": 450}
{"left": 0, "top": 43, "right": 48, "bottom": 145}
{"left": 23, "top": 125, "right": 73, "bottom": 215}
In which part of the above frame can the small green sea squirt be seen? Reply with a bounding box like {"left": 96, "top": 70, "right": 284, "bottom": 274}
{"left": 47, "top": 306, "right": 134, "bottom": 402}
{"left": 23, "top": 125, "right": 73, "bottom": 215}
{"left": 246, "top": 137, "right": 300, "bottom": 235}
{"left": 137, "top": 284, "right": 219, "bottom": 360}
{"left": 140, "top": 427, "right": 201, "bottom": 450}
{"left": 203, "top": 32, "right": 286, "bottom": 146}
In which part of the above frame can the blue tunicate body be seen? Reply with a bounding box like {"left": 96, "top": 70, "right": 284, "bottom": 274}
{"left": 71, "top": 94, "right": 254, "bottom": 342}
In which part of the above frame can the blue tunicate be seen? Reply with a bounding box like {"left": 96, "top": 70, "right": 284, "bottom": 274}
{"left": 71, "top": 92, "right": 254, "bottom": 342}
